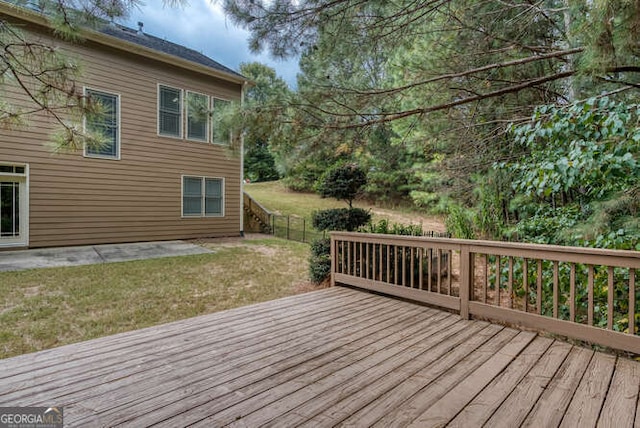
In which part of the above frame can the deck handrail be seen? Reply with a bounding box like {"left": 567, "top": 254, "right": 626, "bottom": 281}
{"left": 330, "top": 231, "right": 640, "bottom": 354}
{"left": 243, "top": 192, "right": 272, "bottom": 232}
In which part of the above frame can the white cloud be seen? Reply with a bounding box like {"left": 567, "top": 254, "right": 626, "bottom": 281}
{"left": 121, "top": 0, "right": 299, "bottom": 87}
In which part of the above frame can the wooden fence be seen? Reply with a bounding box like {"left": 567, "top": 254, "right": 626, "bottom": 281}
{"left": 331, "top": 232, "right": 640, "bottom": 354}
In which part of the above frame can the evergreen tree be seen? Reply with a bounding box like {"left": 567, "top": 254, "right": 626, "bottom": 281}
{"left": 1, "top": 0, "right": 142, "bottom": 148}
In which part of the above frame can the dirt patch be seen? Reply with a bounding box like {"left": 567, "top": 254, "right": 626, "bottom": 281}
{"left": 22, "top": 286, "right": 42, "bottom": 298}
{"left": 190, "top": 233, "right": 270, "bottom": 246}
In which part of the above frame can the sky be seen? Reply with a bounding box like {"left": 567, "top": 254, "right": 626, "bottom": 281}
{"left": 121, "top": 0, "right": 300, "bottom": 88}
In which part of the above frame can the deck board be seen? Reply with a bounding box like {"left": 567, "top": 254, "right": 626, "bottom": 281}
{"left": 1, "top": 286, "right": 639, "bottom": 427}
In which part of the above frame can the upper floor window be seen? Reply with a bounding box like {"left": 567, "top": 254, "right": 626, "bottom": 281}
{"left": 157, "top": 84, "right": 231, "bottom": 145}
{"left": 84, "top": 88, "right": 120, "bottom": 159}
{"left": 186, "top": 91, "right": 209, "bottom": 142}
{"left": 212, "top": 98, "right": 231, "bottom": 145}
{"left": 158, "top": 85, "right": 182, "bottom": 138}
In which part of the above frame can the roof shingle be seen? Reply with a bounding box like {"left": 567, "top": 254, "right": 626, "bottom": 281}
{"left": 99, "top": 23, "right": 244, "bottom": 79}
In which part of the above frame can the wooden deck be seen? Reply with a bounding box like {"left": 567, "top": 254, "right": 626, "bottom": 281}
{"left": 1, "top": 286, "right": 639, "bottom": 427}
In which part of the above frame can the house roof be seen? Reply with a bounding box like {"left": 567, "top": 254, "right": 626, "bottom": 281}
{"left": 99, "top": 23, "right": 244, "bottom": 80}
{"left": 0, "top": 1, "right": 248, "bottom": 85}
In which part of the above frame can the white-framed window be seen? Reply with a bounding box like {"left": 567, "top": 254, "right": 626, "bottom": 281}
{"left": 182, "top": 176, "right": 224, "bottom": 217}
{"left": 186, "top": 91, "right": 209, "bottom": 142}
{"left": 212, "top": 97, "right": 231, "bottom": 145}
{"left": 84, "top": 88, "right": 120, "bottom": 159}
{"left": 158, "top": 84, "right": 183, "bottom": 138}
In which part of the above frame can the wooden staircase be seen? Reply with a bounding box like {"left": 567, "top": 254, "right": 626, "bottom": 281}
{"left": 243, "top": 192, "right": 272, "bottom": 233}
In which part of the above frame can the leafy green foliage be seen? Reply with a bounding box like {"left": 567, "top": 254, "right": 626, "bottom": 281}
{"left": 445, "top": 205, "right": 476, "bottom": 239}
{"left": 308, "top": 162, "right": 370, "bottom": 282}
{"left": 309, "top": 238, "right": 331, "bottom": 283}
{"left": 311, "top": 208, "right": 371, "bottom": 232}
{"left": 360, "top": 219, "right": 426, "bottom": 236}
{"left": 497, "top": 97, "right": 639, "bottom": 249}
{"left": 316, "top": 163, "right": 367, "bottom": 208}
{"left": 244, "top": 141, "right": 280, "bottom": 182}
{"left": 1, "top": 0, "right": 141, "bottom": 149}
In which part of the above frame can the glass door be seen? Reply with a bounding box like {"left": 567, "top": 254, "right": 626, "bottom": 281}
{"left": 0, "top": 165, "right": 28, "bottom": 247}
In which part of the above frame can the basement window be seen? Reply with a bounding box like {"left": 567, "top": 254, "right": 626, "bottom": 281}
{"left": 182, "top": 176, "right": 224, "bottom": 217}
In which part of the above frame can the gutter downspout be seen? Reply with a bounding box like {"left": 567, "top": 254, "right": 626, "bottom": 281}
{"left": 240, "top": 80, "right": 247, "bottom": 237}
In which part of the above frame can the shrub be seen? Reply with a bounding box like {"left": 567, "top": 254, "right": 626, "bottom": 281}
{"left": 362, "top": 219, "right": 425, "bottom": 236}
{"left": 309, "top": 237, "right": 331, "bottom": 283}
{"left": 312, "top": 208, "right": 371, "bottom": 232}
{"left": 445, "top": 205, "right": 476, "bottom": 239}
{"left": 315, "top": 163, "right": 367, "bottom": 208}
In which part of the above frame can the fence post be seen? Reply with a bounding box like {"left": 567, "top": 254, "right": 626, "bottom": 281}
{"left": 459, "top": 244, "right": 474, "bottom": 319}
{"left": 302, "top": 218, "right": 306, "bottom": 243}
{"left": 286, "top": 216, "right": 290, "bottom": 240}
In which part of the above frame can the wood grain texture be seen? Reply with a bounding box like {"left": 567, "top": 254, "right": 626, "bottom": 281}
{"left": 1, "top": 286, "right": 639, "bottom": 427}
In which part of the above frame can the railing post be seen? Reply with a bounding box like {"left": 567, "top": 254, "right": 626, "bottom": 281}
{"left": 460, "top": 244, "right": 473, "bottom": 319}
{"left": 330, "top": 233, "right": 336, "bottom": 286}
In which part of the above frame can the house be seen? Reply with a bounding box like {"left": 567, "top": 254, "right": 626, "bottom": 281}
{"left": 0, "top": 1, "right": 248, "bottom": 248}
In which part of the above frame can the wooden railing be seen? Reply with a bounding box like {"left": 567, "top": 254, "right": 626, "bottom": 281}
{"left": 243, "top": 192, "right": 272, "bottom": 233}
{"left": 331, "top": 232, "right": 640, "bottom": 354}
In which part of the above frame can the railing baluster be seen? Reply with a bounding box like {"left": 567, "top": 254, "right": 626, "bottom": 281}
{"left": 523, "top": 258, "right": 529, "bottom": 313}
{"left": 570, "top": 263, "right": 576, "bottom": 322}
{"left": 608, "top": 266, "right": 614, "bottom": 330}
{"left": 365, "top": 242, "right": 370, "bottom": 279}
{"left": 508, "top": 256, "right": 513, "bottom": 309}
{"left": 394, "top": 245, "right": 398, "bottom": 285}
{"left": 630, "top": 269, "right": 636, "bottom": 335}
{"left": 428, "top": 248, "right": 432, "bottom": 292}
{"left": 483, "top": 254, "right": 488, "bottom": 304}
{"left": 410, "top": 247, "right": 415, "bottom": 289}
{"left": 553, "top": 261, "right": 559, "bottom": 319}
{"left": 437, "top": 249, "right": 442, "bottom": 294}
{"left": 387, "top": 245, "right": 391, "bottom": 284}
{"left": 447, "top": 250, "right": 452, "bottom": 295}
{"left": 588, "top": 265, "right": 594, "bottom": 326}
{"left": 537, "top": 260, "right": 542, "bottom": 315}
{"left": 401, "top": 247, "right": 406, "bottom": 287}
{"left": 419, "top": 248, "right": 424, "bottom": 290}
{"left": 495, "top": 256, "right": 501, "bottom": 307}
{"left": 379, "top": 244, "right": 383, "bottom": 281}
{"left": 460, "top": 245, "right": 472, "bottom": 319}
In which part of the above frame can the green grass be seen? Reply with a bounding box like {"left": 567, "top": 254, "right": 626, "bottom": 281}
{"left": 245, "top": 181, "right": 350, "bottom": 221}
{"left": 246, "top": 180, "right": 446, "bottom": 231}
{"left": 0, "top": 237, "right": 311, "bottom": 359}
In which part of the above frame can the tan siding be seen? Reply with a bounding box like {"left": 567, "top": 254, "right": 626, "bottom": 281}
{"left": 0, "top": 21, "right": 243, "bottom": 248}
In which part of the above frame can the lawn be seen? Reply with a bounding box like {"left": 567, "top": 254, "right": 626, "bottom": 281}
{"left": 245, "top": 180, "right": 446, "bottom": 232}
{"left": 0, "top": 237, "right": 312, "bottom": 359}
{"left": 1, "top": 183, "right": 444, "bottom": 360}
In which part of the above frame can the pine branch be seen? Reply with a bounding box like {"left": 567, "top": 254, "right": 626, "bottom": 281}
{"left": 321, "top": 47, "right": 584, "bottom": 97}
{"left": 315, "top": 70, "right": 577, "bottom": 129}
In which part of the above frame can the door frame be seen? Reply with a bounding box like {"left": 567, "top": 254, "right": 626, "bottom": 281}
{"left": 0, "top": 163, "right": 29, "bottom": 248}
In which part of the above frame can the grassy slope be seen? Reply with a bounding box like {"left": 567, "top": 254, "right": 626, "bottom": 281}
{"left": 245, "top": 180, "right": 446, "bottom": 232}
